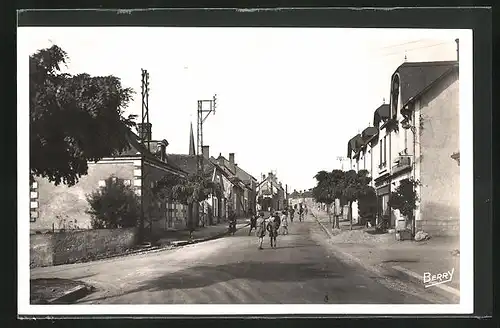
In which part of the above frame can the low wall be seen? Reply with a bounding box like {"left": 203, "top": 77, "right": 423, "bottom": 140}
{"left": 416, "top": 218, "right": 460, "bottom": 237}
{"left": 30, "top": 227, "right": 139, "bottom": 268}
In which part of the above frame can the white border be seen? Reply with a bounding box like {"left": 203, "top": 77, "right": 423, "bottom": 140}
{"left": 18, "top": 27, "right": 474, "bottom": 316}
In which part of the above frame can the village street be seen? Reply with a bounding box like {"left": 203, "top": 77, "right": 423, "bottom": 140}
{"left": 30, "top": 214, "right": 451, "bottom": 304}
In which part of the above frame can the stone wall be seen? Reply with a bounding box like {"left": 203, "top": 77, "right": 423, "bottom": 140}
{"left": 30, "top": 227, "right": 138, "bottom": 268}
{"left": 31, "top": 158, "right": 137, "bottom": 232}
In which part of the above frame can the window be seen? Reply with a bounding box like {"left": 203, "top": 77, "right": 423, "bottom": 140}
{"left": 30, "top": 209, "right": 38, "bottom": 222}
{"left": 391, "top": 75, "right": 400, "bottom": 118}
{"left": 379, "top": 139, "right": 383, "bottom": 166}
{"left": 404, "top": 128, "right": 408, "bottom": 151}
{"left": 31, "top": 182, "right": 38, "bottom": 189}
{"left": 383, "top": 136, "right": 387, "bottom": 164}
{"left": 98, "top": 180, "right": 106, "bottom": 187}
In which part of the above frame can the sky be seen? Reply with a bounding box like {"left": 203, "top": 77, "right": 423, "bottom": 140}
{"left": 19, "top": 27, "right": 459, "bottom": 192}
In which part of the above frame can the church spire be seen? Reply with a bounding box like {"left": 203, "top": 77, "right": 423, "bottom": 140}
{"left": 189, "top": 122, "right": 196, "bottom": 155}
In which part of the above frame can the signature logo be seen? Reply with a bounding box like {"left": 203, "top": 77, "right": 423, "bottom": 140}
{"left": 423, "top": 268, "right": 455, "bottom": 288}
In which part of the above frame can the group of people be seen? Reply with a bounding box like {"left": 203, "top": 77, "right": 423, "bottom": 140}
{"left": 246, "top": 203, "right": 308, "bottom": 250}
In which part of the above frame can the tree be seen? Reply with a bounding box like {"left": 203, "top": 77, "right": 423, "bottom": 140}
{"left": 342, "top": 169, "right": 373, "bottom": 230}
{"left": 328, "top": 169, "right": 347, "bottom": 229}
{"left": 155, "top": 170, "right": 223, "bottom": 238}
{"left": 30, "top": 45, "right": 136, "bottom": 187}
{"left": 86, "top": 177, "right": 141, "bottom": 229}
{"left": 388, "top": 178, "right": 420, "bottom": 236}
{"left": 312, "top": 170, "right": 333, "bottom": 222}
{"left": 357, "top": 186, "right": 377, "bottom": 226}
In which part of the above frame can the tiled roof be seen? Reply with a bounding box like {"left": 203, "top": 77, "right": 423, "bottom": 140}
{"left": 118, "top": 130, "right": 186, "bottom": 175}
{"left": 235, "top": 165, "right": 257, "bottom": 183}
{"left": 394, "top": 60, "right": 457, "bottom": 108}
{"left": 166, "top": 154, "right": 215, "bottom": 176}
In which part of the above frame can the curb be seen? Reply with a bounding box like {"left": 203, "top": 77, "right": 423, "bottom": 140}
{"left": 311, "top": 212, "right": 389, "bottom": 278}
{"left": 311, "top": 210, "right": 460, "bottom": 301}
{"left": 170, "top": 223, "right": 250, "bottom": 247}
{"left": 47, "top": 284, "right": 93, "bottom": 304}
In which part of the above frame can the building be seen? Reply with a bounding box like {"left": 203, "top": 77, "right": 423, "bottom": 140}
{"left": 346, "top": 59, "right": 459, "bottom": 236}
{"left": 30, "top": 123, "right": 188, "bottom": 233}
{"left": 256, "top": 172, "right": 286, "bottom": 212}
{"left": 211, "top": 153, "right": 256, "bottom": 218}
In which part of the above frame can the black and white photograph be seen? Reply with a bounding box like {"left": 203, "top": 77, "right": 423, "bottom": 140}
{"left": 17, "top": 10, "right": 475, "bottom": 316}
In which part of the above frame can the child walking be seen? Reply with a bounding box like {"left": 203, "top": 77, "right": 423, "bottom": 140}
{"left": 256, "top": 212, "right": 266, "bottom": 250}
{"left": 267, "top": 215, "right": 279, "bottom": 248}
{"left": 280, "top": 210, "right": 289, "bottom": 235}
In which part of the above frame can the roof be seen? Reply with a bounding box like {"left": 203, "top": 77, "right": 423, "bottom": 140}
{"left": 118, "top": 130, "right": 186, "bottom": 175}
{"left": 347, "top": 134, "right": 364, "bottom": 158}
{"left": 394, "top": 60, "right": 457, "bottom": 108}
{"left": 235, "top": 165, "right": 257, "bottom": 183}
{"left": 373, "top": 104, "right": 390, "bottom": 127}
{"left": 352, "top": 126, "right": 379, "bottom": 157}
{"left": 166, "top": 154, "right": 215, "bottom": 176}
{"left": 361, "top": 126, "right": 378, "bottom": 141}
{"left": 215, "top": 156, "right": 255, "bottom": 180}
{"left": 257, "top": 174, "right": 284, "bottom": 191}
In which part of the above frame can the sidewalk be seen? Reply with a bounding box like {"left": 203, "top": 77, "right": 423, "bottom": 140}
{"left": 311, "top": 208, "right": 460, "bottom": 292}
{"left": 156, "top": 219, "right": 249, "bottom": 246}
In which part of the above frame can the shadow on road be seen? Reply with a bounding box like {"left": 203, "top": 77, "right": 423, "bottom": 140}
{"left": 80, "top": 261, "right": 345, "bottom": 303}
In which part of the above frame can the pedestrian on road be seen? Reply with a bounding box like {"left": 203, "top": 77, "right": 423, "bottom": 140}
{"left": 256, "top": 212, "right": 266, "bottom": 249}
{"left": 289, "top": 207, "right": 295, "bottom": 223}
{"left": 249, "top": 214, "right": 258, "bottom": 236}
{"left": 299, "top": 205, "right": 304, "bottom": 222}
{"left": 274, "top": 212, "right": 281, "bottom": 233}
{"left": 280, "top": 210, "right": 289, "bottom": 235}
{"left": 267, "top": 216, "right": 279, "bottom": 248}
{"left": 228, "top": 211, "right": 237, "bottom": 235}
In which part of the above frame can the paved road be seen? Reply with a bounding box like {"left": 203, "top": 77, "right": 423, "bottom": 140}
{"left": 31, "top": 214, "right": 447, "bottom": 304}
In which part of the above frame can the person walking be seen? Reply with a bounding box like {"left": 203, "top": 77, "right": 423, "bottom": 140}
{"left": 256, "top": 212, "right": 266, "bottom": 250}
{"left": 274, "top": 211, "right": 281, "bottom": 232}
{"left": 289, "top": 206, "right": 295, "bottom": 223}
{"left": 281, "top": 210, "right": 289, "bottom": 235}
{"left": 248, "top": 213, "right": 258, "bottom": 236}
{"left": 267, "top": 215, "right": 279, "bottom": 248}
{"left": 298, "top": 204, "right": 304, "bottom": 222}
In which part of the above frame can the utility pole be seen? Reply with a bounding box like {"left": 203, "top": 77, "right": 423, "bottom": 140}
{"left": 194, "top": 94, "right": 217, "bottom": 229}
{"left": 196, "top": 94, "right": 217, "bottom": 173}
{"left": 140, "top": 68, "right": 150, "bottom": 242}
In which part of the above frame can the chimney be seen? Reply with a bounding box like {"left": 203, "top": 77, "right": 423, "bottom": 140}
{"left": 229, "top": 153, "right": 235, "bottom": 166}
{"left": 202, "top": 145, "right": 209, "bottom": 160}
{"left": 137, "top": 123, "right": 152, "bottom": 141}
{"left": 262, "top": 174, "right": 266, "bottom": 181}
{"left": 455, "top": 38, "right": 459, "bottom": 62}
